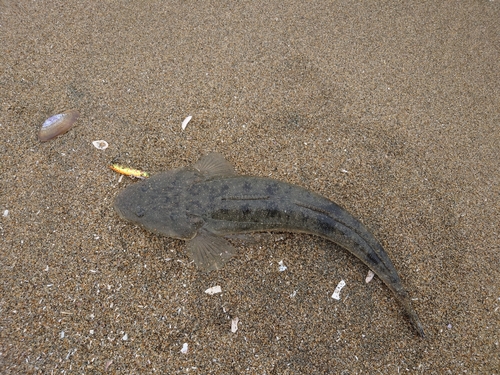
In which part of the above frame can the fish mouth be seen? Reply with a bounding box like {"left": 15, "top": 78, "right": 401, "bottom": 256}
{"left": 113, "top": 194, "right": 130, "bottom": 220}
{"left": 113, "top": 200, "right": 125, "bottom": 219}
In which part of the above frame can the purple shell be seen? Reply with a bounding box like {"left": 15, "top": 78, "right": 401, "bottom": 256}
{"left": 38, "top": 109, "right": 79, "bottom": 142}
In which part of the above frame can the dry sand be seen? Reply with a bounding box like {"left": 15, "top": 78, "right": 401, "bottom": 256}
{"left": 1, "top": 1, "right": 499, "bottom": 373}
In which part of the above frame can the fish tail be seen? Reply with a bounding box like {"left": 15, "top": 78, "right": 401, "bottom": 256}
{"left": 303, "top": 207, "right": 425, "bottom": 337}
{"left": 395, "top": 289, "right": 426, "bottom": 338}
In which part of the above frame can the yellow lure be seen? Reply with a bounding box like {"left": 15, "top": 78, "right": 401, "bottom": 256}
{"left": 110, "top": 164, "right": 150, "bottom": 179}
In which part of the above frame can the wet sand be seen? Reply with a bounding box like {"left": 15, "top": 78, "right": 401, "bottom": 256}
{"left": 1, "top": 1, "right": 499, "bottom": 373}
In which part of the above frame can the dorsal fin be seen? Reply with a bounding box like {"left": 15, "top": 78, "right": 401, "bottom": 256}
{"left": 193, "top": 153, "right": 237, "bottom": 178}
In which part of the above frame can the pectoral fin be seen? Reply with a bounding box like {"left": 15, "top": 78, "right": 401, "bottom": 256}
{"left": 186, "top": 228, "right": 238, "bottom": 271}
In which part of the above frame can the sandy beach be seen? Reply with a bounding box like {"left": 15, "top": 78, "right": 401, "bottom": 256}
{"left": 1, "top": 1, "right": 499, "bottom": 373}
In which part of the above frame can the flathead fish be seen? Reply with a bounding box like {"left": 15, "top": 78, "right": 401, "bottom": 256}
{"left": 114, "top": 153, "right": 425, "bottom": 337}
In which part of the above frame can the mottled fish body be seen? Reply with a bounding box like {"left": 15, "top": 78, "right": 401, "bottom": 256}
{"left": 114, "top": 153, "right": 425, "bottom": 337}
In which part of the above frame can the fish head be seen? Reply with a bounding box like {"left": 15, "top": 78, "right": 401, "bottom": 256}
{"left": 113, "top": 168, "right": 203, "bottom": 239}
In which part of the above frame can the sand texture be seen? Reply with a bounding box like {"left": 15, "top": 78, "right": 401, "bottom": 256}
{"left": 1, "top": 1, "right": 499, "bottom": 373}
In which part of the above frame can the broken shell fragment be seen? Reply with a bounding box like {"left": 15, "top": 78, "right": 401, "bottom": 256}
{"left": 92, "top": 140, "right": 108, "bottom": 150}
{"left": 181, "top": 115, "right": 192, "bottom": 130}
{"left": 38, "top": 109, "right": 79, "bottom": 142}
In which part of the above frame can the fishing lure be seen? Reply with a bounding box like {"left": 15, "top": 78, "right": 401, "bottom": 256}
{"left": 110, "top": 164, "right": 150, "bottom": 179}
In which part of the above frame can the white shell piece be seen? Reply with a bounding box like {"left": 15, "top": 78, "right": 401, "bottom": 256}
{"left": 205, "top": 285, "right": 222, "bottom": 295}
{"left": 92, "top": 140, "right": 109, "bottom": 150}
{"left": 278, "top": 260, "right": 287, "bottom": 272}
{"left": 331, "top": 279, "right": 346, "bottom": 300}
{"left": 181, "top": 343, "right": 188, "bottom": 354}
{"left": 3, "top": 209, "right": 9, "bottom": 217}
{"left": 181, "top": 115, "right": 192, "bottom": 130}
{"left": 231, "top": 317, "right": 239, "bottom": 333}
{"left": 365, "top": 270, "right": 375, "bottom": 283}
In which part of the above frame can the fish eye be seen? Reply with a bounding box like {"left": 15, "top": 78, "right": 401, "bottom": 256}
{"left": 134, "top": 206, "right": 145, "bottom": 217}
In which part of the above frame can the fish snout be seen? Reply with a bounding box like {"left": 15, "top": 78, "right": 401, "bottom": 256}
{"left": 113, "top": 198, "right": 126, "bottom": 219}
